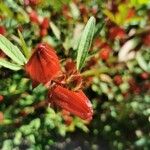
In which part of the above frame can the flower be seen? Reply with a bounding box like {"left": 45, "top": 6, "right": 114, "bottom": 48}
{"left": 25, "top": 43, "right": 60, "bottom": 85}
{"left": 49, "top": 85, "right": 93, "bottom": 121}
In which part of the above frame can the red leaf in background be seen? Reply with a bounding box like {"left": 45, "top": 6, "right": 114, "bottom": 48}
{"left": 40, "top": 28, "right": 48, "bottom": 37}
{"left": 0, "top": 112, "right": 4, "bottom": 123}
{"left": 0, "top": 26, "right": 6, "bottom": 35}
{"left": 24, "top": 0, "right": 41, "bottom": 6}
{"left": 41, "top": 17, "right": 49, "bottom": 29}
{"left": 25, "top": 43, "right": 61, "bottom": 84}
{"left": 0, "top": 50, "right": 6, "bottom": 58}
{"left": 109, "top": 26, "right": 126, "bottom": 40}
{"left": 29, "top": 11, "right": 39, "bottom": 24}
{"left": 140, "top": 72, "right": 149, "bottom": 80}
{"left": 62, "top": 5, "right": 72, "bottom": 20}
{"left": 126, "top": 8, "right": 135, "bottom": 20}
{"left": 0, "top": 95, "right": 3, "bottom": 102}
{"left": 113, "top": 75, "right": 123, "bottom": 85}
{"left": 49, "top": 85, "right": 93, "bottom": 121}
{"left": 143, "top": 34, "right": 150, "bottom": 47}
{"left": 99, "top": 44, "right": 111, "bottom": 61}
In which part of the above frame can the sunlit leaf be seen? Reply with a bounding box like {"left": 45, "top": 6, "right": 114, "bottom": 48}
{"left": 0, "top": 59, "right": 22, "bottom": 71}
{"left": 18, "top": 30, "right": 29, "bottom": 58}
{"left": 50, "top": 22, "right": 61, "bottom": 40}
{"left": 118, "top": 38, "right": 139, "bottom": 62}
{"left": 0, "top": 35, "right": 27, "bottom": 65}
{"left": 76, "top": 16, "right": 96, "bottom": 70}
{"left": 136, "top": 51, "right": 149, "bottom": 72}
{"left": 70, "top": 2, "right": 80, "bottom": 19}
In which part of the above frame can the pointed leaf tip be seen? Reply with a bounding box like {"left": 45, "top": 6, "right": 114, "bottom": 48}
{"left": 76, "top": 16, "right": 96, "bottom": 70}
{"left": 0, "top": 35, "right": 27, "bottom": 65}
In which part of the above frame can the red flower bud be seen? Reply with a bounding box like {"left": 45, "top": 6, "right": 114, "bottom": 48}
{"left": 109, "top": 27, "right": 126, "bottom": 40}
{"left": 41, "top": 17, "right": 49, "bottom": 29}
{"left": 0, "top": 95, "right": 3, "bottom": 102}
{"left": 114, "top": 75, "right": 123, "bottom": 85}
{"left": 0, "top": 26, "right": 6, "bottom": 35}
{"left": 25, "top": 43, "right": 61, "bottom": 84}
{"left": 49, "top": 85, "right": 93, "bottom": 121}
{"left": 40, "top": 28, "right": 48, "bottom": 37}
{"left": 143, "top": 34, "right": 150, "bottom": 47}
{"left": 99, "top": 47, "right": 111, "bottom": 61}
{"left": 140, "top": 72, "right": 149, "bottom": 80}
{"left": 29, "top": 11, "right": 39, "bottom": 24}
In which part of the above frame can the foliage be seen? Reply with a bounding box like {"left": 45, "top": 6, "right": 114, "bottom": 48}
{"left": 0, "top": 0, "right": 150, "bottom": 149}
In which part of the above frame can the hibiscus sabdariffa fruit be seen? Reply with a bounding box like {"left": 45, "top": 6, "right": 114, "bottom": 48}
{"left": 25, "top": 43, "right": 60, "bottom": 85}
{"left": 25, "top": 43, "right": 93, "bottom": 121}
{"left": 48, "top": 85, "right": 93, "bottom": 121}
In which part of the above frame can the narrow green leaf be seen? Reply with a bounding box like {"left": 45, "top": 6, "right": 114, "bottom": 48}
{"left": 0, "top": 59, "right": 22, "bottom": 71}
{"left": 136, "top": 52, "right": 149, "bottom": 72}
{"left": 50, "top": 22, "right": 61, "bottom": 40}
{"left": 76, "top": 16, "right": 96, "bottom": 70}
{"left": 18, "top": 30, "right": 29, "bottom": 58}
{"left": 0, "top": 35, "right": 27, "bottom": 65}
{"left": 70, "top": 2, "right": 80, "bottom": 19}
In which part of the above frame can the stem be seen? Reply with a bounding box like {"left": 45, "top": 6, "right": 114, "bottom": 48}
{"left": 81, "top": 67, "right": 110, "bottom": 77}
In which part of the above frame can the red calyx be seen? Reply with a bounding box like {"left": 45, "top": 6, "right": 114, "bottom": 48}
{"left": 49, "top": 85, "right": 93, "bottom": 121}
{"left": 25, "top": 43, "right": 61, "bottom": 85}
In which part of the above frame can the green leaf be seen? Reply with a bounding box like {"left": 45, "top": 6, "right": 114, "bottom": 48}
{"left": 0, "top": 35, "right": 27, "bottom": 65}
{"left": 18, "top": 30, "right": 29, "bottom": 58}
{"left": 94, "top": 19, "right": 105, "bottom": 38}
{"left": 70, "top": 2, "right": 80, "bottom": 19}
{"left": 0, "top": 59, "right": 22, "bottom": 71}
{"left": 0, "top": 2, "right": 13, "bottom": 17}
{"left": 136, "top": 51, "right": 150, "bottom": 72}
{"left": 103, "top": 9, "right": 115, "bottom": 23}
{"left": 76, "top": 16, "right": 96, "bottom": 70}
{"left": 50, "top": 22, "right": 61, "bottom": 40}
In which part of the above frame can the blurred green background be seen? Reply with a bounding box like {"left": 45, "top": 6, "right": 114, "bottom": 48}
{"left": 0, "top": 0, "right": 150, "bottom": 149}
